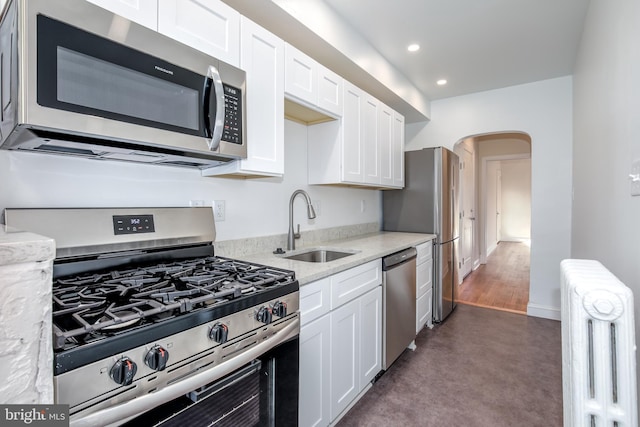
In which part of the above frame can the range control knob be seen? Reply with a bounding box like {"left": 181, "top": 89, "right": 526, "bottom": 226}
{"left": 272, "top": 301, "right": 287, "bottom": 317}
{"left": 209, "top": 323, "right": 229, "bottom": 344}
{"left": 145, "top": 345, "right": 169, "bottom": 371}
{"left": 110, "top": 356, "right": 137, "bottom": 386}
{"left": 256, "top": 306, "right": 273, "bottom": 324}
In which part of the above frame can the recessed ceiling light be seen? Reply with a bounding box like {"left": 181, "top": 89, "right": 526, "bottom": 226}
{"left": 407, "top": 44, "right": 420, "bottom": 52}
{"left": 437, "top": 79, "right": 447, "bottom": 86}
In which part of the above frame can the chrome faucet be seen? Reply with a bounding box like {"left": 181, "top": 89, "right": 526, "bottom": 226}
{"left": 288, "top": 189, "right": 317, "bottom": 251}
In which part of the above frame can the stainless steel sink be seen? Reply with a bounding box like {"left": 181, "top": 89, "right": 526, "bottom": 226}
{"left": 282, "top": 248, "right": 357, "bottom": 263}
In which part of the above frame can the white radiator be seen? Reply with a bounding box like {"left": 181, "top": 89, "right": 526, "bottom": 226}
{"left": 561, "top": 259, "right": 637, "bottom": 427}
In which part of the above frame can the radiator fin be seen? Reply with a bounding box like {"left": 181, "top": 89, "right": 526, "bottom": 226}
{"left": 561, "top": 259, "right": 637, "bottom": 427}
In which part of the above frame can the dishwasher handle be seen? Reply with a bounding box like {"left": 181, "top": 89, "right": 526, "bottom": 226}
{"left": 382, "top": 247, "right": 417, "bottom": 270}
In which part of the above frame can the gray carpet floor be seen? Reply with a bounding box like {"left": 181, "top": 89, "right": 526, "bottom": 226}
{"left": 336, "top": 304, "right": 563, "bottom": 427}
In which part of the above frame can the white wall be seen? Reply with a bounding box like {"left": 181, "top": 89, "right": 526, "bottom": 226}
{"left": 500, "top": 158, "right": 531, "bottom": 241}
{"left": 406, "top": 76, "right": 573, "bottom": 320}
{"left": 571, "top": 0, "right": 640, "bottom": 405}
{"left": 0, "top": 120, "right": 381, "bottom": 242}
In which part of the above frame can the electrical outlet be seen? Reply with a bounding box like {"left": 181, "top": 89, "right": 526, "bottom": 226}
{"left": 360, "top": 199, "right": 366, "bottom": 213}
{"left": 213, "top": 200, "right": 226, "bottom": 221}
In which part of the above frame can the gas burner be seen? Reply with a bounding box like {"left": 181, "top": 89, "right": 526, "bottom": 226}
{"left": 98, "top": 310, "right": 141, "bottom": 331}
{"left": 51, "top": 256, "right": 296, "bottom": 351}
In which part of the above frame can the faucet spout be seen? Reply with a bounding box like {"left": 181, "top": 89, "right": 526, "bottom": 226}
{"left": 287, "top": 189, "right": 316, "bottom": 251}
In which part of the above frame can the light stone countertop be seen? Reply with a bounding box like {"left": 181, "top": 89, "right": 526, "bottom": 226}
{"left": 236, "top": 231, "right": 435, "bottom": 286}
{"left": 0, "top": 225, "right": 55, "bottom": 266}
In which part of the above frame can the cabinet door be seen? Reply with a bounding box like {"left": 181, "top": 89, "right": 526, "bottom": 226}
{"left": 378, "top": 103, "right": 394, "bottom": 186}
{"left": 330, "top": 298, "right": 359, "bottom": 421}
{"left": 362, "top": 94, "right": 380, "bottom": 185}
{"left": 284, "top": 44, "right": 317, "bottom": 106}
{"left": 359, "top": 286, "right": 382, "bottom": 385}
{"left": 87, "top": 0, "right": 158, "bottom": 30}
{"left": 238, "top": 17, "right": 284, "bottom": 175}
{"left": 416, "top": 257, "right": 433, "bottom": 299}
{"left": 392, "top": 111, "right": 405, "bottom": 188}
{"left": 417, "top": 288, "right": 433, "bottom": 333}
{"left": 300, "top": 315, "right": 331, "bottom": 427}
{"left": 317, "top": 67, "right": 343, "bottom": 117}
{"left": 341, "top": 82, "right": 364, "bottom": 184}
{"left": 158, "top": 0, "right": 240, "bottom": 67}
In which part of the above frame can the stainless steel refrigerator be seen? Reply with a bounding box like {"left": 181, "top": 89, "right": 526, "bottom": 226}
{"left": 382, "top": 147, "right": 460, "bottom": 322}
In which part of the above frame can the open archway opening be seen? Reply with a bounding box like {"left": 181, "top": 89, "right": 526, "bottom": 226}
{"left": 453, "top": 131, "right": 531, "bottom": 314}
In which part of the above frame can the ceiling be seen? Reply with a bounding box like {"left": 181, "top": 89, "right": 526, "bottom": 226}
{"left": 224, "top": 0, "right": 591, "bottom": 120}
{"left": 322, "top": 0, "right": 591, "bottom": 101}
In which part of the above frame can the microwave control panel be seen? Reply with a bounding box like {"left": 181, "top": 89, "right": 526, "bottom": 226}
{"left": 222, "top": 84, "right": 243, "bottom": 145}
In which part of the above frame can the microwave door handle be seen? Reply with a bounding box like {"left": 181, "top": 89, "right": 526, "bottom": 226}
{"left": 205, "top": 65, "right": 225, "bottom": 151}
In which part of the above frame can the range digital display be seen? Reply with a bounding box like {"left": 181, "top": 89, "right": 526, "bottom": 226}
{"left": 113, "top": 215, "right": 155, "bottom": 235}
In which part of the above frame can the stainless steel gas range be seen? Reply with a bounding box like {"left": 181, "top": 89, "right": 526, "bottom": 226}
{"left": 4, "top": 207, "right": 299, "bottom": 427}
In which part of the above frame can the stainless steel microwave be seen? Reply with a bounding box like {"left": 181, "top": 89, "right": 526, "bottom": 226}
{"left": 0, "top": 0, "right": 247, "bottom": 168}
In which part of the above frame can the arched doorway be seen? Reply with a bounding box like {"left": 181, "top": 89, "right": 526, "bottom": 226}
{"left": 453, "top": 132, "right": 531, "bottom": 314}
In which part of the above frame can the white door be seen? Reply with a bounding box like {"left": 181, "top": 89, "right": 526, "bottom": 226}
{"left": 460, "top": 148, "right": 475, "bottom": 278}
{"left": 485, "top": 161, "right": 500, "bottom": 256}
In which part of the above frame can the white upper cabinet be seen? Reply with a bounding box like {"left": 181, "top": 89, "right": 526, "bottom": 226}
{"left": 308, "top": 81, "right": 404, "bottom": 189}
{"left": 341, "top": 82, "right": 364, "bottom": 184}
{"left": 285, "top": 44, "right": 317, "bottom": 106}
{"left": 317, "top": 67, "right": 343, "bottom": 118}
{"left": 362, "top": 93, "right": 380, "bottom": 185}
{"left": 203, "top": 16, "right": 285, "bottom": 178}
{"left": 392, "top": 111, "right": 405, "bottom": 188}
{"left": 284, "top": 43, "right": 343, "bottom": 119}
{"left": 158, "top": 0, "right": 240, "bottom": 67}
{"left": 87, "top": 0, "right": 158, "bottom": 30}
{"left": 379, "top": 103, "right": 394, "bottom": 187}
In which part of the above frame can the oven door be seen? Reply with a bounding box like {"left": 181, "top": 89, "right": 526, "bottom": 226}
{"left": 122, "top": 337, "right": 299, "bottom": 427}
{"left": 67, "top": 319, "right": 299, "bottom": 427}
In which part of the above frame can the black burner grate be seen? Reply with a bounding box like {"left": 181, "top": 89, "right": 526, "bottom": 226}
{"left": 51, "top": 256, "right": 295, "bottom": 351}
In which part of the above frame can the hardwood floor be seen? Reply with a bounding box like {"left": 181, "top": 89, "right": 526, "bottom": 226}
{"left": 456, "top": 241, "right": 530, "bottom": 314}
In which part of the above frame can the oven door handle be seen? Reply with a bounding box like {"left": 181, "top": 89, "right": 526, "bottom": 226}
{"left": 70, "top": 317, "right": 300, "bottom": 427}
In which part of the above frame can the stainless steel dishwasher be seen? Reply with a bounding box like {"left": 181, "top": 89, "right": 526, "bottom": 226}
{"left": 382, "top": 247, "right": 417, "bottom": 370}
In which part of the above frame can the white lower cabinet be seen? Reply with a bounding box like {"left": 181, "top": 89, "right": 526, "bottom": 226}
{"left": 330, "top": 297, "right": 359, "bottom": 419}
{"left": 299, "top": 260, "right": 382, "bottom": 427}
{"left": 357, "top": 286, "right": 383, "bottom": 386}
{"left": 415, "top": 241, "right": 434, "bottom": 333}
{"left": 299, "top": 315, "right": 331, "bottom": 427}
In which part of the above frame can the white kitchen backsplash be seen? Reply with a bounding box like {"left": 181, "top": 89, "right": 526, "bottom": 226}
{"left": 0, "top": 120, "right": 381, "bottom": 242}
{"left": 214, "top": 222, "right": 379, "bottom": 258}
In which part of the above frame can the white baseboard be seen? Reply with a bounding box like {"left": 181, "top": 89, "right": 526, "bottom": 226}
{"left": 487, "top": 243, "right": 497, "bottom": 257}
{"left": 527, "top": 302, "right": 561, "bottom": 321}
{"left": 500, "top": 237, "right": 531, "bottom": 243}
